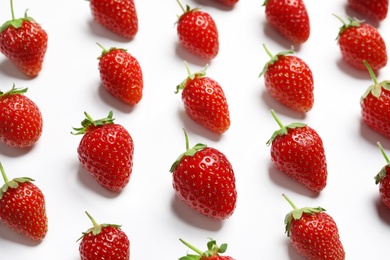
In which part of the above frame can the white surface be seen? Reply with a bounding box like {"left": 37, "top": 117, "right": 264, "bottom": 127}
{"left": 1, "top": 0, "right": 390, "bottom": 259}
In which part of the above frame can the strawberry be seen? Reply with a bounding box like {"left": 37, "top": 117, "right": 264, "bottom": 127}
{"left": 335, "top": 15, "right": 387, "bottom": 72}
{"left": 215, "top": 0, "right": 239, "bottom": 6}
{"left": 97, "top": 43, "right": 143, "bottom": 105}
{"left": 0, "top": 84, "right": 43, "bottom": 148}
{"left": 360, "top": 60, "right": 390, "bottom": 139}
{"left": 262, "top": 0, "right": 310, "bottom": 44}
{"left": 375, "top": 142, "right": 390, "bottom": 210}
{"left": 175, "top": 0, "right": 219, "bottom": 60}
{"left": 348, "top": 0, "right": 389, "bottom": 22}
{"left": 78, "top": 211, "right": 130, "bottom": 260}
{"left": 283, "top": 194, "right": 345, "bottom": 260}
{"left": 87, "top": 0, "right": 138, "bottom": 39}
{"left": 72, "top": 111, "right": 134, "bottom": 192}
{"left": 175, "top": 62, "right": 230, "bottom": 134}
{"left": 170, "top": 129, "right": 237, "bottom": 220}
{"left": 259, "top": 45, "right": 314, "bottom": 113}
{"left": 0, "top": 162, "right": 48, "bottom": 241}
{"left": 266, "top": 110, "right": 327, "bottom": 192}
{"left": 179, "top": 238, "right": 235, "bottom": 260}
{"left": 0, "top": 0, "right": 48, "bottom": 77}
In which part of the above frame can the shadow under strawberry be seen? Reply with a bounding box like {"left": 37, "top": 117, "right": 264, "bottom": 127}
{"left": 0, "top": 142, "right": 33, "bottom": 157}
{"left": 0, "top": 59, "right": 32, "bottom": 80}
{"left": 0, "top": 224, "right": 40, "bottom": 246}
{"left": 359, "top": 118, "right": 389, "bottom": 147}
{"left": 374, "top": 196, "right": 390, "bottom": 226}
{"left": 175, "top": 42, "right": 210, "bottom": 68}
{"left": 86, "top": 19, "right": 133, "bottom": 43}
{"left": 260, "top": 91, "right": 306, "bottom": 121}
{"left": 97, "top": 83, "right": 136, "bottom": 114}
{"left": 261, "top": 22, "right": 302, "bottom": 52}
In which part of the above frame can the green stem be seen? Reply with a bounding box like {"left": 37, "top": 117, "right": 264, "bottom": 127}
{"left": 282, "top": 194, "right": 297, "bottom": 210}
{"left": 270, "top": 109, "right": 285, "bottom": 130}
{"left": 363, "top": 60, "right": 378, "bottom": 85}
{"left": 0, "top": 162, "right": 8, "bottom": 183}
{"left": 179, "top": 238, "right": 203, "bottom": 255}
{"left": 183, "top": 128, "right": 190, "bottom": 151}
{"left": 176, "top": 0, "right": 185, "bottom": 13}
{"left": 85, "top": 211, "right": 98, "bottom": 228}
{"left": 10, "top": 0, "right": 15, "bottom": 20}
{"left": 377, "top": 142, "right": 390, "bottom": 163}
{"left": 263, "top": 44, "right": 273, "bottom": 59}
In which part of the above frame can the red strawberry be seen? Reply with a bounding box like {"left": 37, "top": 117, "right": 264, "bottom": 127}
{"left": 215, "top": 0, "right": 239, "bottom": 6}
{"left": 263, "top": 0, "right": 310, "bottom": 44}
{"left": 175, "top": 62, "right": 230, "bottom": 134}
{"left": 170, "top": 129, "right": 237, "bottom": 220}
{"left": 0, "top": 162, "right": 48, "bottom": 241}
{"left": 88, "top": 0, "right": 138, "bottom": 39}
{"left": 179, "top": 238, "right": 235, "bottom": 260}
{"left": 266, "top": 110, "right": 327, "bottom": 192}
{"left": 259, "top": 45, "right": 314, "bottom": 113}
{"left": 72, "top": 111, "right": 134, "bottom": 192}
{"left": 360, "top": 60, "right": 390, "bottom": 139}
{"left": 335, "top": 15, "right": 387, "bottom": 71}
{"left": 97, "top": 43, "right": 143, "bottom": 105}
{"left": 283, "top": 194, "right": 345, "bottom": 260}
{"left": 348, "top": 0, "right": 388, "bottom": 22}
{"left": 0, "top": 0, "right": 48, "bottom": 77}
{"left": 0, "top": 84, "right": 43, "bottom": 148}
{"left": 176, "top": 0, "right": 219, "bottom": 60}
{"left": 375, "top": 142, "right": 390, "bottom": 210}
{"left": 78, "top": 211, "right": 130, "bottom": 260}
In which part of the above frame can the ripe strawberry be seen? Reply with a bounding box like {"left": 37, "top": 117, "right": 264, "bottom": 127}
{"left": 266, "top": 110, "right": 327, "bottom": 192}
{"left": 0, "top": 84, "right": 43, "bottom": 148}
{"left": 175, "top": 62, "right": 230, "bottom": 134}
{"left": 215, "top": 0, "right": 239, "bottom": 6}
{"left": 88, "top": 0, "right": 138, "bottom": 39}
{"left": 263, "top": 0, "right": 310, "bottom": 44}
{"left": 348, "top": 0, "right": 388, "bottom": 22}
{"left": 375, "top": 142, "right": 390, "bottom": 210}
{"left": 360, "top": 60, "right": 390, "bottom": 139}
{"left": 72, "top": 111, "right": 134, "bottom": 192}
{"left": 170, "top": 129, "right": 237, "bottom": 220}
{"left": 0, "top": 162, "right": 48, "bottom": 241}
{"left": 0, "top": 0, "right": 48, "bottom": 77}
{"left": 283, "top": 194, "right": 345, "bottom": 260}
{"left": 97, "top": 43, "right": 143, "bottom": 105}
{"left": 259, "top": 45, "right": 314, "bottom": 113}
{"left": 78, "top": 211, "right": 130, "bottom": 260}
{"left": 335, "top": 15, "right": 387, "bottom": 71}
{"left": 175, "top": 0, "right": 219, "bottom": 60}
{"left": 179, "top": 238, "right": 235, "bottom": 260}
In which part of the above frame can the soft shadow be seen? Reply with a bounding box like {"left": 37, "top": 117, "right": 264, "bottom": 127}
{"left": 98, "top": 84, "right": 136, "bottom": 114}
{"left": 0, "top": 142, "right": 34, "bottom": 157}
{"left": 262, "top": 22, "right": 302, "bottom": 52}
{"left": 175, "top": 43, "right": 211, "bottom": 68}
{"left": 359, "top": 119, "right": 389, "bottom": 148}
{"left": 87, "top": 19, "right": 133, "bottom": 43}
{"left": 268, "top": 163, "right": 320, "bottom": 198}
{"left": 0, "top": 224, "right": 42, "bottom": 246}
{"left": 344, "top": 4, "right": 380, "bottom": 28}
{"left": 0, "top": 59, "right": 32, "bottom": 80}
{"left": 171, "top": 194, "right": 224, "bottom": 231}
{"left": 375, "top": 197, "right": 390, "bottom": 225}
{"left": 261, "top": 91, "right": 306, "bottom": 121}
{"left": 287, "top": 240, "right": 306, "bottom": 260}
{"left": 77, "top": 165, "right": 121, "bottom": 199}
{"left": 193, "top": 0, "right": 235, "bottom": 11}
{"left": 336, "top": 58, "right": 373, "bottom": 79}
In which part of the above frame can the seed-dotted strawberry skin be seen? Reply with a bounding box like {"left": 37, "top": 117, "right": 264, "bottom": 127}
{"left": 348, "top": 0, "right": 388, "bottom": 22}
{"left": 0, "top": 93, "right": 43, "bottom": 147}
{"left": 0, "top": 182, "right": 48, "bottom": 241}
{"left": 379, "top": 169, "right": 390, "bottom": 209}
{"left": 172, "top": 147, "right": 237, "bottom": 220}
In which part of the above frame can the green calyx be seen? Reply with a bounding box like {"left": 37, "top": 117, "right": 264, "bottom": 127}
{"left": 169, "top": 129, "right": 207, "bottom": 173}
{"left": 71, "top": 111, "right": 115, "bottom": 135}
{"left": 77, "top": 211, "right": 121, "bottom": 242}
{"left": 179, "top": 238, "right": 228, "bottom": 260}
{"left": 283, "top": 194, "right": 325, "bottom": 237}
{"left": 266, "top": 109, "right": 306, "bottom": 146}
{"left": 96, "top": 42, "right": 127, "bottom": 60}
{"left": 176, "top": 0, "right": 200, "bottom": 21}
{"left": 174, "top": 61, "right": 208, "bottom": 94}
{"left": 375, "top": 142, "right": 390, "bottom": 185}
{"left": 360, "top": 60, "right": 390, "bottom": 104}
{"left": 0, "top": 0, "right": 36, "bottom": 32}
{"left": 333, "top": 14, "right": 363, "bottom": 40}
{"left": 0, "top": 83, "right": 28, "bottom": 97}
{"left": 262, "top": 0, "right": 269, "bottom": 6}
{"left": 259, "top": 44, "right": 294, "bottom": 78}
{"left": 0, "top": 162, "right": 34, "bottom": 200}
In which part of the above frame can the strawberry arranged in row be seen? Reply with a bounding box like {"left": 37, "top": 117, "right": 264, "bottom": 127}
{"left": 78, "top": 211, "right": 130, "bottom": 260}
{"left": 360, "top": 60, "right": 390, "bottom": 139}
{"left": 0, "top": 0, "right": 48, "bottom": 77}
{"left": 0, "top": 84, "right": 43, "bottom": 148}
{"left": 259, "top": 45, "right": 314, "bottom": 113}
{"left": 72, "top": 111, "right": 134, "bottom": 192}
{"left": 87, "top": 0, "right": 138, "bottom": 39}
{"left": 97, "top": 43, "right": 143, "bottom": 105}
{"left": 176, "top": 0, "right": 219, "bottom": 60}
{"left": 266, "top": 110, "right": 328, "bottom": 192}
{"left": 179, "top": 238, "right": 235, "bottom": 260}
{"left": 175, "top": 62, "right": 230, "bottom": 134}
{"left": 0, "top": 162, "right": 48, "bottom": 241}
{"left": 375, "top": 142, "right": 390, "bottom": 210}
{"left": 263, "top": 0, "right": 310, "bottom": 44}
{"left": 170, "top": 129, "right": 237, "bottom": 220}
{"left": 348, "top": 0, "right": 389, "bottom": 22}
{"left": 335, "top": 15, "right": 387, "bottom": 72}
{"left": 283, "top": 194, "right": 345, "bottom": 260}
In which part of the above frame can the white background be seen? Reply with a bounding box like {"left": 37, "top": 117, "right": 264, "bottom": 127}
{"left": 1, "top": 0, "right": 390, "bottom": 259}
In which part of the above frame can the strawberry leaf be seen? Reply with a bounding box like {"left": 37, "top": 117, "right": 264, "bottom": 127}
{"left": 179, "top": 238, "right": 229, "bottom": 259}
{"left": 0, "top": 9, "right": 36, "bottom": 32}
{"left": 259, "top": 44, "right": 294, "bottom": 77}
{"left": 77, "top": 211, "right": 122, "bottom": 242}
{"left": 175, "top": 61, "right": 208, "bottom": 94}
{"left": 71, "top": 111, "right": 115, "bottom": 135}
{"left": 375, "top": 142, "right": 390, "bottom": 184}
